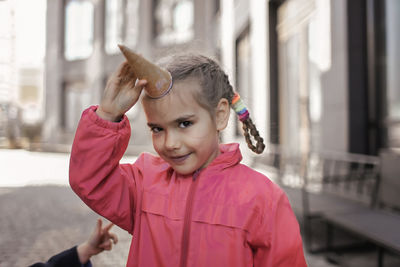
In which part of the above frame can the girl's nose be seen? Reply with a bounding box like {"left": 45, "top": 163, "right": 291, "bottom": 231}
{"left": 164, "top": 131, "right": 180, "bottom": 150}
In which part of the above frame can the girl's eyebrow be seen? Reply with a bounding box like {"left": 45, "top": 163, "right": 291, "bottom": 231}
{"left": 147, "top": 122, "right": 159, "bottom": 128}
{"left": 147, "top": 114, "right": 196, "bottom": 128}
{"left": 174, "top": 114, "right": 196, "bottom": 123}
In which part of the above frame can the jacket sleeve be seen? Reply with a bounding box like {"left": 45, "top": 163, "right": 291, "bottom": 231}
{"left": 250, "top": 187, "right": 307, "bottom": 267}
{"left": 69, "top": 106, "right": 140, "bottom": 233}
{"left": 29, "top": 246, "right": 91, "bottom": 267}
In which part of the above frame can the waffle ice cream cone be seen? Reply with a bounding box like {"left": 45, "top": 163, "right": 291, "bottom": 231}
{"left": 118, "top": 44, "right": 172, "bottom": 98}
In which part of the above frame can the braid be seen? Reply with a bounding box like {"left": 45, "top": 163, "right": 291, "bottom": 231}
{"left": 230, "top": 92, "right": 265, "bottom": 154}
{"left": 242, "top": 118, "right": 265, "bottom": 154}
{"left": 209, "top": 64, "right": 265, "bottom": 154}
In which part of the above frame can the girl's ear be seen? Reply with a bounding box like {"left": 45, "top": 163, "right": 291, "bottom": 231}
{"left": 215, "top": 98, "right": 230, "bottom": 131}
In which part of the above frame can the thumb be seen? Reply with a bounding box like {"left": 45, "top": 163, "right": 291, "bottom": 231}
{"left": 128, "top": 79, "right": 147, "bottom": 97}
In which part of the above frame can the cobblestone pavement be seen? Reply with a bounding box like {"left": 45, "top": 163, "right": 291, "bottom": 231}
{"left": 0, "top": 186, "right": 131, "bottom": 267}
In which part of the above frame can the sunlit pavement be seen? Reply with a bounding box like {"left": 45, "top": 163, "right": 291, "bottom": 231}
{"left": 2, "top": 149, "right": 396, "bottom": 266}
{"left": 0, "top": 148, "right": 137, "bottom": 187}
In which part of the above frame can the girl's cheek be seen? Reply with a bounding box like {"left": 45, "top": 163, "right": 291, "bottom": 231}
{"left": 152, "top": 135, "right": 163, "bottom": 150}
{"left": 188, "top": 127, "right": 213, "bottom": 139}
{"left": 151, "top": 135, "right": 159, "bottom": 146}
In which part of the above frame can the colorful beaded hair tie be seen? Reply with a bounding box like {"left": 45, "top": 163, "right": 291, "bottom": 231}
{"left": 231, "top": 93, "right": 249, "bottom": 122}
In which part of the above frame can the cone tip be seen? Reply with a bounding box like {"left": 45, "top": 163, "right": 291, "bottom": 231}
{"left": 118, "top": 44, "right": 125, "bottom": 51}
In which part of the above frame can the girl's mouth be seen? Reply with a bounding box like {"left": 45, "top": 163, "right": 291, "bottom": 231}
{"left": 169, "top": 153, "right": 191, "bottom": 164}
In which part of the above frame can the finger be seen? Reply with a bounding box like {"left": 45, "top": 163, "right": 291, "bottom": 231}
{"left": 117, "top": 61, "right": 130, "bottom": 77}
{"left": 110, "top": 62, "right": 127, "bottom": 84}
{"left": 116, "top": 62, "right": 134, "bottom": 87}
{"left": 125, "top": 64, "right": 136, "bottom": 78}
{"left": 104, "top": 222, "right": 114, "bottom": 232}
{"left": 95, "top": 218, "right": 102, "bottom": 235}
{"left": 118, "top": 68, "right": 130, "bottom": 86}
{"left": 126, "top": 79, "right": 146, "bottom": 99}
{"left": 103, "top": 245, "right": 112, "bottom": 251}
{"left": 119, "top": 64, "right": 131, "bottom": 80}
{"left": 109, "top": 232, "right": 118, "bottom": 244}
{"left": 99, "top": 240, "right": 113, "bottom": 251}
{"left": 99, "top": 244, "right": 111, "bottom": 251}
{"left": 119, "top": 74, "right": 137, "bottom": 87}
{"left": 135, "top": 79, "right": 147, "bottom": 88}
{"left": 126, "top": 72, "right": 138, "bottom": 86}
{"left": 107, "top": 64, "right": 128, "bottom": 91}
{"left": 127, "top": 78, "right": 139, "bottom": 88}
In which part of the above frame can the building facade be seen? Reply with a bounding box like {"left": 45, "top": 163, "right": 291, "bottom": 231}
{"left": 221, "top": 0, "right": 399, "bottom": 158}
{"left": 0, "top": 0, "right": 45, "bottom": 148}
{"left": 43, "top": 0, "right": 399, "bottom": 156}
{"left": 44, "top": 0, "right": 220, "bottom": 153}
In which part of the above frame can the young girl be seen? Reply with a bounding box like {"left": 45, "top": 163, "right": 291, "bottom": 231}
{"left": 69, "top": 53, "right": 307, "bottom": 267}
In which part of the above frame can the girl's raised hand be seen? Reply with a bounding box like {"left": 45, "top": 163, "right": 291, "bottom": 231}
{"left": 97, "top": 61, "right": 147, "bottom": 122}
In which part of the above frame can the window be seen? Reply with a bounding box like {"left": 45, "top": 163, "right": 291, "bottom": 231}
{"left": 384, "top": 0, "right": 400, "bottom": 148}
{"left": 64, "top": 0, "right": 94, "bottom": 61}
{"left": 105, "top": 0, "right": 125, "bottom": 54}
{"left": 307, "top": 0, "right": 330, "bottom": 150}
{"left": 63, "top": 81, "right": 91, "bottom": 132}
{"left": 124, "top": 0, "right": 139, "bottom": 48}
{"left": 277, "top": 0, "right": 329, "bottom": 153}
{"left": 235, "top": 27, "right": 251, "bottom": 136}
{"left": 153, "top": 0, "right": 194, "bottom": 45}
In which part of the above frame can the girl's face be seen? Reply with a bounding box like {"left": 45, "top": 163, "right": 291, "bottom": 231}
{"left": 142, "top": 78, "right": 224, "bottom": 175}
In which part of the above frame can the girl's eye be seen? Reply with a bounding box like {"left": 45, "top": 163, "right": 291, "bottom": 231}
{"left": 151, "top": 127, "right": 163, "bottom": 133}
{"left": 179, "top": 121, "right": 192, "bottom": 128}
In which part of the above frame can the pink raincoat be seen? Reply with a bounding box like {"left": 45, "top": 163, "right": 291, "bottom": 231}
{"left": 69, "top": 106, "right": 307, "bottom": 267}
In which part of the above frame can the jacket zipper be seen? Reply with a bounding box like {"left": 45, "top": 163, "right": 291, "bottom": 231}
{"left": 179, "top": 169, "right": 201, "bottom": 267}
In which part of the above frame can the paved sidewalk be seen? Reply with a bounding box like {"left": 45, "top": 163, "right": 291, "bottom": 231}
{"left": 0, "top": 186, "right": 131, "bottom": 267}
{"left": 2, "top": 149, "right": 398, "bottom": 266}
{"left": 2, "top": 186, "right": 397, "bottom": 267}
{"left": 0, "top": 185, "right": 335, "bottom": 267}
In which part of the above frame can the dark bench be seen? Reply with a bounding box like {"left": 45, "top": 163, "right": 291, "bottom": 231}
{"left": 251, "top": 146, "right": 381, "bottom": 252}
{"left": 298, "top": 151, "right": 380, "bottom": 253}
{"left": 323, "top": 151, "right": 400, "bottom": 267}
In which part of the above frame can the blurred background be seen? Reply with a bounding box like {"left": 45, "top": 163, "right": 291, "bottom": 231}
{"left": 0, "top": 0, "right": 398, "bottom": 155}
{"left": 0, "top": 0, "right": 400, "bottom": 266}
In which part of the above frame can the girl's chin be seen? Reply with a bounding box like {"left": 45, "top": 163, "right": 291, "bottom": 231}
{"left": 170, "top": 162, "right": 205, "bottom": 176}
{"left": 171, "top": 166, "right": 197, "bottom": 176}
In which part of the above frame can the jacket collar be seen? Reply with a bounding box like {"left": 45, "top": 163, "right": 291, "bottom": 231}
{"left": 172, "top": 143, "right": 242, "bottom": 178}
{"left": 187, "top": 143, "right": 242, "bottom": 176}
{"left": 208, "top": 143, "right": 242, "bottom": 170}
